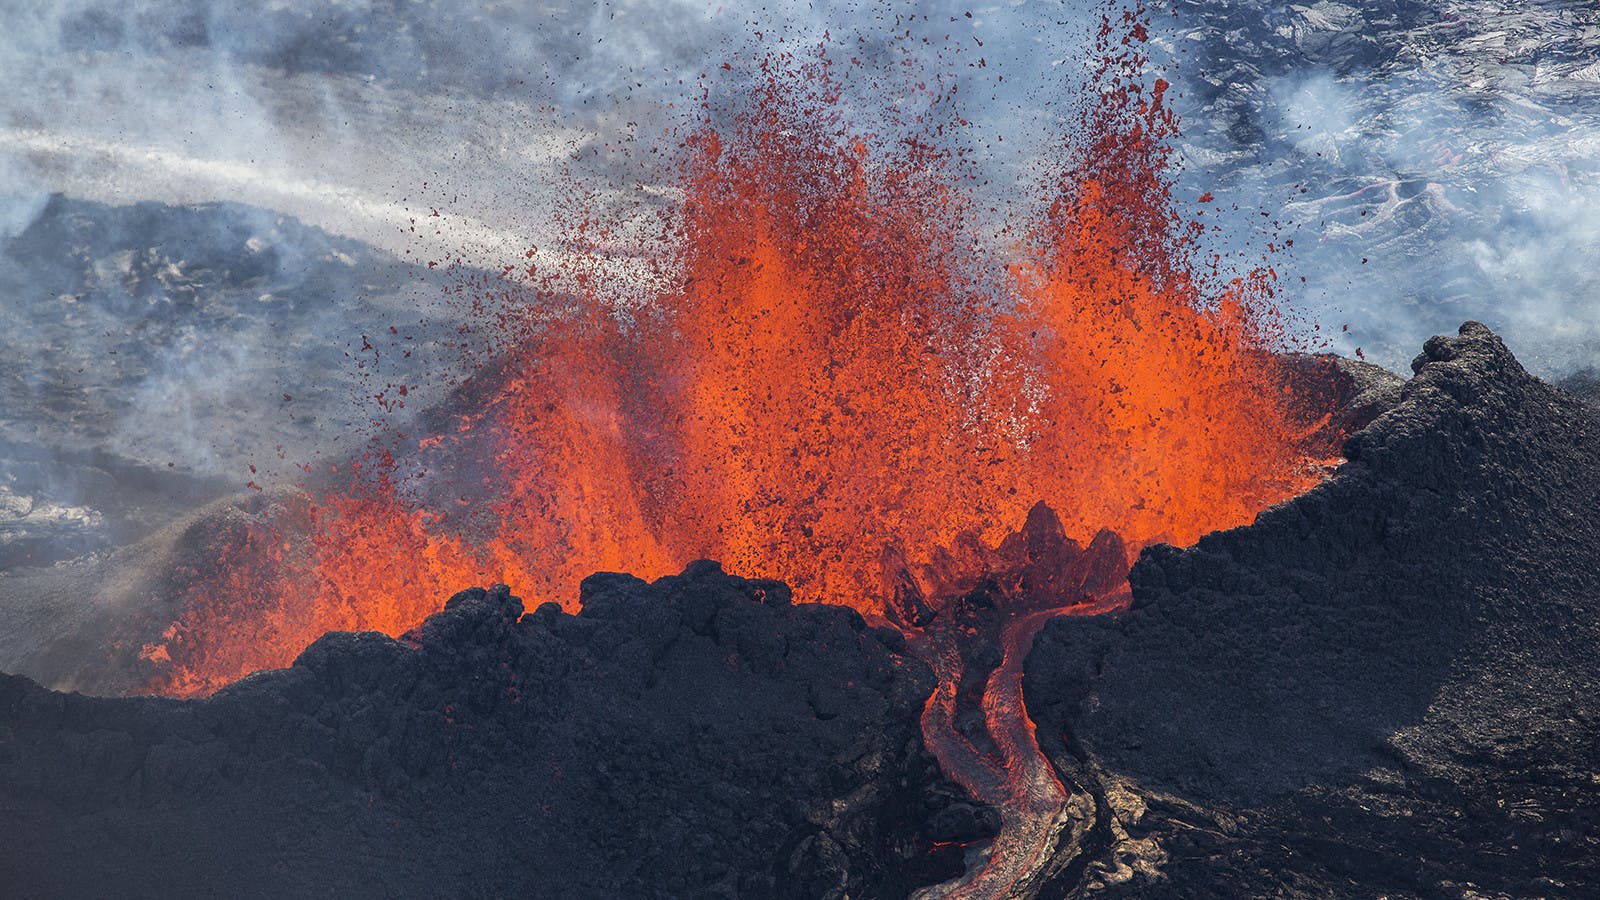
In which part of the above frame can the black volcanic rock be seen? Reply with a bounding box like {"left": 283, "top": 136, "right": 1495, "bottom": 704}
{"left": 1557, "top": 366, "right": 1600, "bottom": 407}
{"left": 0, "top": 563, "right": 957, "bottom": 899}
{"left": 1025, "top": 322, "right": 1600, "bottom": 896}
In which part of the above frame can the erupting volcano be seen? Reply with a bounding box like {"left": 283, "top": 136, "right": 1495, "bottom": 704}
{"left": 13, "top": 2, "right": 1600, "bottom": 897}
{"left": 140, "top": 5, "right": 1332, "bottom": 697}
{"left": 128, "top": 7, "right": 1341, "bottom": 896}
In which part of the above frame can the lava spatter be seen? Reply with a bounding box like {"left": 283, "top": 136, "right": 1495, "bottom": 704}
{"left": 134, "top": 7, "right": 1339, "bottom": 895}
{"left": 138, "top": 2, "right": 1328, "bottom": 699}
{"left": 127, "top": 5, "right": 1345, "bottom": 897}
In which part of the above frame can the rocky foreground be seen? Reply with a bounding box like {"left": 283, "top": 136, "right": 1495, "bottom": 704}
{"left": 1026, "top": 322, "right": 1600, "bottom": 896}
{"left": 0, "top": 567, "right": 964, "bottom": 898}
{"left": 2, "top": 322, "right": 1598, "bottom": 898}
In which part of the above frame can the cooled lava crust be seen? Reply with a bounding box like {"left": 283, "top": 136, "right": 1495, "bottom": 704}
{"left": 1025, "top": 322, "right": 1600, "bottom": 896}
{"left": 0, "top": 566, "right": 961, "bottom": 898}
{"left": 2, "top": 322, "right": 1598, "bottom": 898}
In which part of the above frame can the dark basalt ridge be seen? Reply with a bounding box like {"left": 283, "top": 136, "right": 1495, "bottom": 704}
{"left": 1026, "top": 322, "right": 1600, "bottom": 896}
{"left": 0, "top": 563, "right": 961, "bottom": 899}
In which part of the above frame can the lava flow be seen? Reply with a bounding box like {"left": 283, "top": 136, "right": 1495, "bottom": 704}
{"left": 887, "top": 503, "right": 1135, "bottom": 898}
{"left": 134, "top": 4, "right": 1339, "bottom": 896}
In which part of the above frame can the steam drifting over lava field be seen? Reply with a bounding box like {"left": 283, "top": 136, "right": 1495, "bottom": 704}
{"left": 3, "top": 1, "right": 1600, "bottom": 898}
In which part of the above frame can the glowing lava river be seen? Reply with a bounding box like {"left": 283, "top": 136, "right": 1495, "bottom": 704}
{"left": 919, "top": 609, "right": 1075, "bottom": 898}
{"left": 891, "top": 509, "right": 1138, "bottom": 898}
{"left": 125, "top": 6, "right": 1343, "bottom": 897}
{"left": 915, "top": 606, "right": 1089, "bottom": 899}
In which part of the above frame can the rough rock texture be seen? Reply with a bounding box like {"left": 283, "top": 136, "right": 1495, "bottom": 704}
{"left": 0, "top": 562, "right": 958, "bottom": 899}
{"left": 1026, "top": 322, "right": 1600, "bottom": 896}
{"left": 1557, "top": 367, "right": 1600, "bottom": 407}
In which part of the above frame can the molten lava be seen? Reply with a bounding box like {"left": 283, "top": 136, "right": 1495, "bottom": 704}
{"left": 138, "top": 2, "right": 1334, "bottom": 745}
{"left": 132, "top": 6, "right": 1343, "bottom": 897}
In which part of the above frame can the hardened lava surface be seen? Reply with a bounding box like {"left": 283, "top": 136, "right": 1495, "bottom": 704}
{"left": 1025, "top": 322, "right": 1600, "bottom": 896}
{"left": 0, "top": 564, "right": 961, "bottom": 899}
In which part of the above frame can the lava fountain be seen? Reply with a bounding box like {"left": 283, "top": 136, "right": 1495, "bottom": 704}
{"left": 135, "top": 4, "right": 1338, "bottom": 896}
